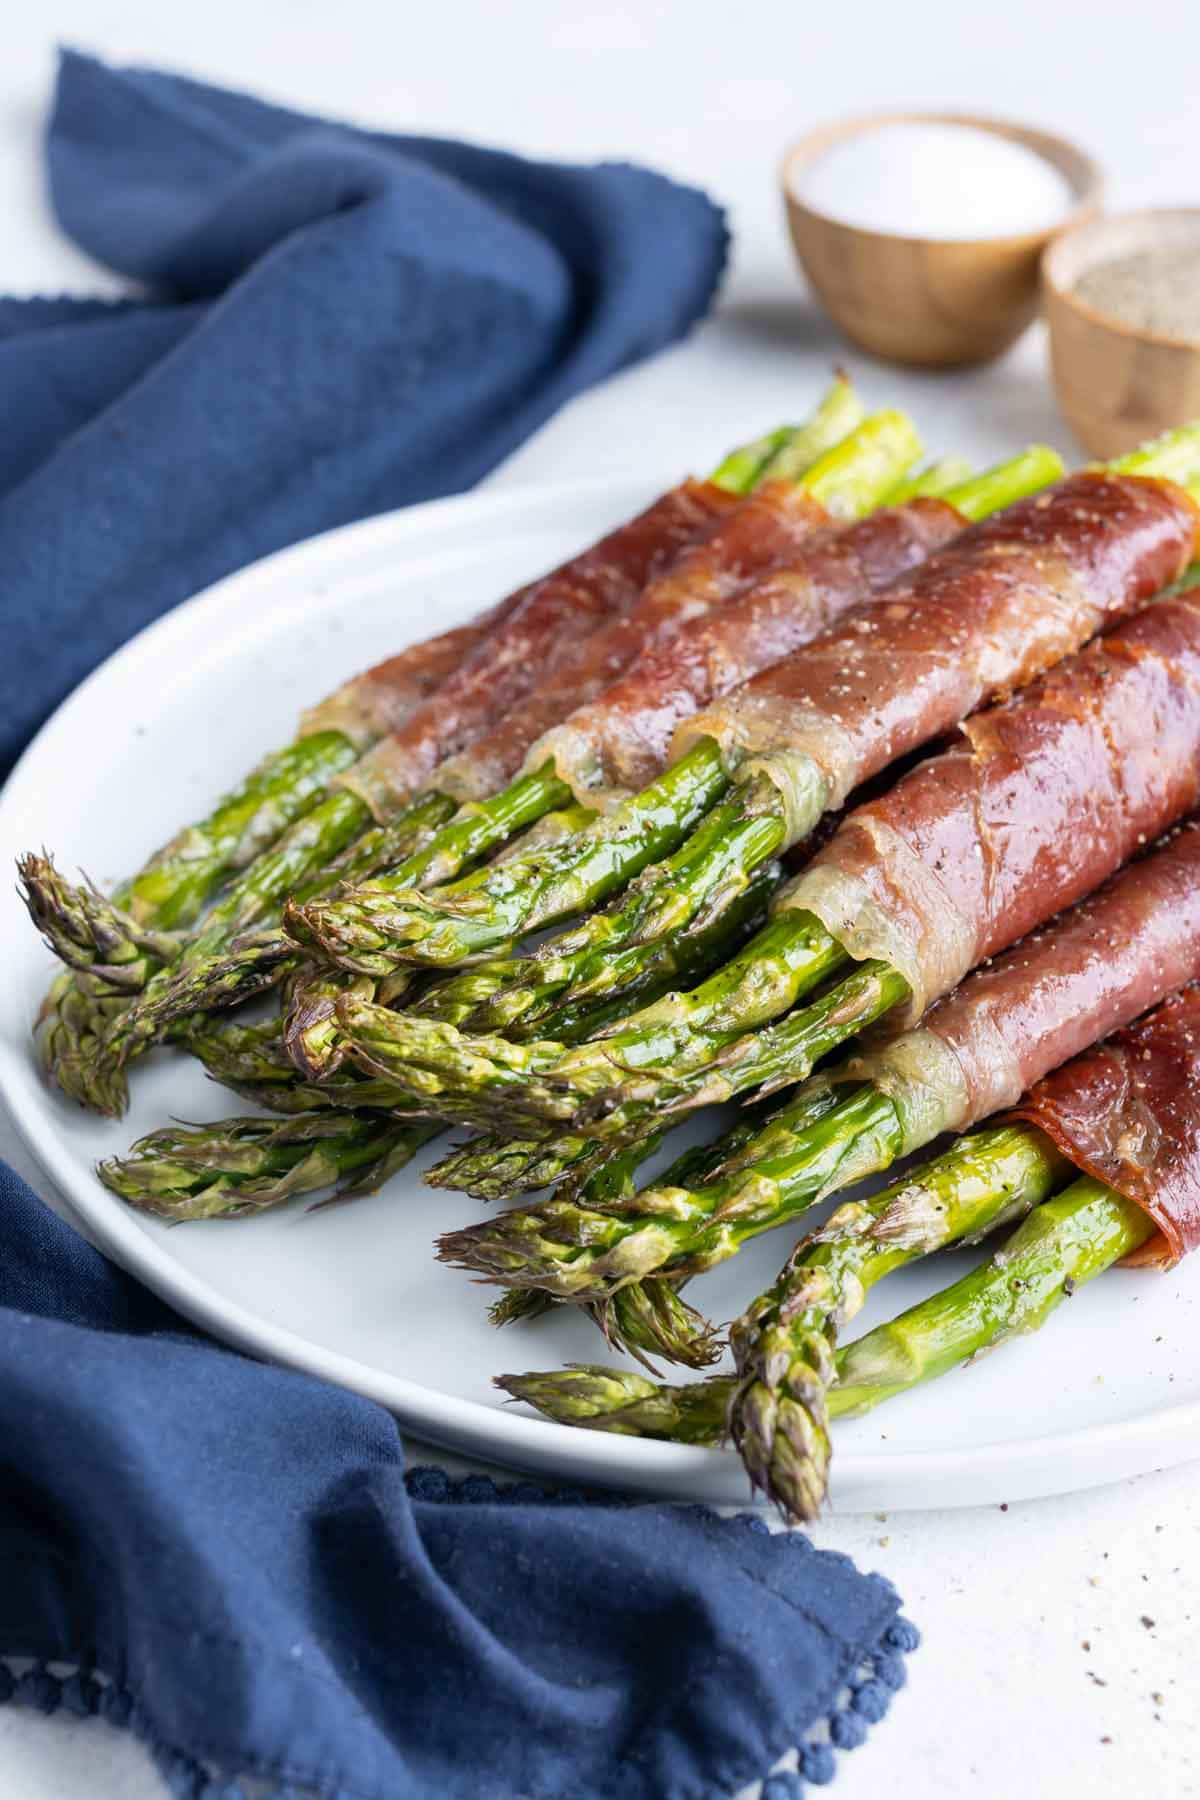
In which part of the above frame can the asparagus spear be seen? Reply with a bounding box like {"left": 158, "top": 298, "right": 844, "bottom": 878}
{"left": 25, "top": 730, "right": 360, "bottom": 1108}
{"left": 94, "top": 783, "right": 471, "bottom": 1077}
{"left": 879, "top": 456, "right": 972, "bottom": 503}
{"left": 128, "top": 865, "right": 782, "bottom": 1235}
{"left": 32, "top": 788, "right": 455, "bottom": 1116}
{"left": 96, "top": 780, "right": 591, "bottom": 1093}
{"left": 727, "top": 1124, "right": 1069, "bottom": 1519}
{"left": 830, "top": 1177, "right": 1154, "bottom": 1412}
{"left": 30, "top": 731, "right": 363, "bottom": 944}
{"left": 497, "top": 1364, "right": 736, "bottom": 1443}
{"left": 78, "top": 402, "right": 865, "bottom": 1078}
{"left": 328, "top": 907, "right": 861, "bottom": 1134}
{"left": 19, "top": 857, "right": 185, "bottom": 992}
{"left": 284, "top": 413, "right": 926, "bottom": 977}
{"left": 181, "top": 1014, "right": 413, "bottom": 1113}
{"left": 495, "top": 1175, "right": 1154, "bottom": 1444}
{"left": 707, "top": 377, "right": 865, "bottom": 493}
{"left": 33, "top": 409, "right": 827, "bottom": 1108}
{"left": 98, "top": 1110, "right": 441, "bottom": 1221}
{"left": 411, "top": 460, "right": 983, "bottom": 1042}
{"left": 434, "top": 1080, "right": 860, "bottom": 1300}
{"left": 350, "top": 437, "right": 1200, "bottom": 1142}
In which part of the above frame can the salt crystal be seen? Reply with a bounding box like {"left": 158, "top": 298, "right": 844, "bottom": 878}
{"left": 796, "top": 121, "right": 1074, "bottom": 241}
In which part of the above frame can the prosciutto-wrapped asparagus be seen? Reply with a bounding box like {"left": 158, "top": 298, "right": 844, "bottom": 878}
{"left": 308, "top": 436, "right": 1198, "bottom": 985}
{"left": 731, "top": 986, "right": 1200, "bottom": 1518}
{"left": 343, "top": 554, "right": 1200, "bottom": 1177}
{"left": 722, "top": 825, "right": 1200, "bottom": 1516}
{"left": 430, "top": 589, "right": 1200, "bottom": 1308}
{"left": 38, "top": 400, "right": 877, "bottom": 1109}
{"left": 291, "top": 453, "right": 970, "bottom": 996}
{"left": 500, "top": 985, "right": 1200, "bottom": 1521}
{"left": 30, "top": 398, "right": 816, "bottom": 1111}
{"left": 72, "top": 413, "right": 924, "bottom": 1087}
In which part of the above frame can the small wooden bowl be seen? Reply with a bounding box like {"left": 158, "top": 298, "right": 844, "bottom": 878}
{"left": 1044, "top": 209, "right": 1200, "bottom": 457}
{"left": 781, "top": 111, "right": 1102, "bottom": 368}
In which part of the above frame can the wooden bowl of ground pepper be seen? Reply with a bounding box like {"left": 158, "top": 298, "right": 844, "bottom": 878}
{"left": 1044, "top": 209, "right": 1200, "bottom": 457}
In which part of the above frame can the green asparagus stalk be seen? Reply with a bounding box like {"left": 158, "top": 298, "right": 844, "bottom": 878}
{"left": 727, "top": 1124, "right": 1069, "bottom": 1519}
{"left": 830, "top": 1177, "right": 1154, "bottom": 1412}
{"left": 26, "top": 730, "right": 361, "bottom": 1108}
{"left": 18, "top": 856, "right": 185, "bottom": 992}
{"left": 708, "top": 374, "right": 864, "bottom": 492}
{"left": 197, "top": 797, "right": 594, "bottom": 1086}
{"left": 37, "top": 788, "right": 455, "bottom": 1116}
{"left": 420, "top": 995, "right": 859, "bottom": 1204}
{"left": 879, "top": 456, "right": 972, "bottom": 504}
{"left": 407, "top": 772, "right": 838, "bottom": 1041}
{"left": 94, "top": 788, "right": 462, "bottom": 1081}
{"left": 280, "top": 796, "right": 599, "bottom": 1078}
{"left": 45, "top": 732, "right": 363, "bottom": 942}
{"left": 566, "top": 958, "right": 910, "bottom": 1132}
{"left": 494, "top": 1175, "right": 1153, "bottom": 1444}
{"left": 180, "top": 1014, "right": 414, "bottom": 1113}
{"left": 337, "top": 435, "right": 1200, "bottom": 1140}
{"left": 154, "top": 880, "right": 781, "bottom": 1227}
{"left": 496, "top": 1364, "right": 736, "bottom": 1443}
{"left": 284, "top": 413, "right": 926, "bottom": 978}
{"left": 98, "top": 1109, "right": 441, "bottom": 1221}
{"left": 329, "top": 905, "right": 857, "bottom": 1137}
{"left": 73, "top": 400, "right": 862, "bottom": 1087}
{"left": 599, "top": 1279, "right": 721, "bottom": 1371}
{"left": 36, "top": 976, "right": 130, "bottom": 1117}
{"left": 484, "top": 1107, "right": 789, "bottom": 1361}
{"left": 434, "top": 1079, "right": 860, "bottom": 1300}
{"left": 34, "top": 406, "right": 830, "bottom": 1108}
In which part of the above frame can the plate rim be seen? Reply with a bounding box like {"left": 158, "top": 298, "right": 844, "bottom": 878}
{"left": 4, "top": 475, "right": 1199, "bottom": 1511}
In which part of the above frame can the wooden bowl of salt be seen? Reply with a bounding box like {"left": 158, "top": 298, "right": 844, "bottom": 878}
{"left": 781, "top": 112, "right": 1101, "bottom": 368}
{"left": 1044, "top": 210, "right": 1200, "bottom": 457}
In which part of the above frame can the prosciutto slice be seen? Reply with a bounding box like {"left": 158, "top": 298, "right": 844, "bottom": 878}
{"left": 780, "top": 591, "right": 1200, "bottom": 1022}
{"left": 527, "top": 498, "right": 963, "bottom": 805}
{"left": 302, "top": 478, "right": 735, "bottom": 767}
{"left": 1011, "top": 985, "right": 1200, "bottom": 1268}
{"left": 428, "top": 481, "right": 835, "bottom": 803}
{"left": 672, "top": 472, "right": 1197, "bottom": 845}
{"left": 844, "top": 821, "right": 1200, "bottom": 1154}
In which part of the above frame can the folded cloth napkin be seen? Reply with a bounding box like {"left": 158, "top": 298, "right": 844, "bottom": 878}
{"left": 0, "top": 1167, "right": 917, "bottom": 1799}
{"left": 1, "top": 53, "right": 919, "bottom": 1800}
{"left": 1, "top": 48, "right": 730, "bottom": 774}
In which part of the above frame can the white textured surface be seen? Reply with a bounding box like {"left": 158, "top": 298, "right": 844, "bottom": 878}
{"left": 2, "top": 1, "right": 1199, "bottom": 1795}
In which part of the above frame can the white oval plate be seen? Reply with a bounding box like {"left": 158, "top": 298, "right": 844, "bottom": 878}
{"left": 3, "top": 477, "right": 1199, "bottom": 1512}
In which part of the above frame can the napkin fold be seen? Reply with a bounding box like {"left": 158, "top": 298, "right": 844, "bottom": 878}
{"left": 0, "top": 1166, "right": 916, "bottom": 1799}
{"left": 1, "top": 49, "right": 729, "bottom": 773}
{"left": 1, "top": 54, "right": 919, "bottom": 1798}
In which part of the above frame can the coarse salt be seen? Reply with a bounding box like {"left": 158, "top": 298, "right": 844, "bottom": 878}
{"left": 796, "top": 121, "right": 1075, "bottom": 241}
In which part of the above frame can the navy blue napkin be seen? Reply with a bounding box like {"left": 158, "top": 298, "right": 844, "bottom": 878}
{"left": 1, "top": 49, "right": 729, "bottom": 774}
{"left": 1, "top": 1166, "right": 916, "bottom": 1799}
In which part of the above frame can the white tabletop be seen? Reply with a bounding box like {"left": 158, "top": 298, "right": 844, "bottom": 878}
{"left": 3, "top": 1, "right": 1199, "bottom": 1794}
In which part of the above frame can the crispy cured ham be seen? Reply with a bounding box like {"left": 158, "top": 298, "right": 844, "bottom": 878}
{"left": 423, "top": 481, "right": 833, "bottom": 804}
{"left": 1012, "top": 984, "right": 1200, "bottom": 1267}
{"left": 779, "top": 589, "right": 1200, "bottom": 1022}
{"left": 526, "top": 498, "right": 963, "bottom": 803}
{"left": 674, "top": 471, "right": 1197, "bottom": 841}
{"left": 327, "top": 480, "right": 740, "bottom": 812}
{"left": 848, "top": 821, "right": 1200, "bottom": 1152}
